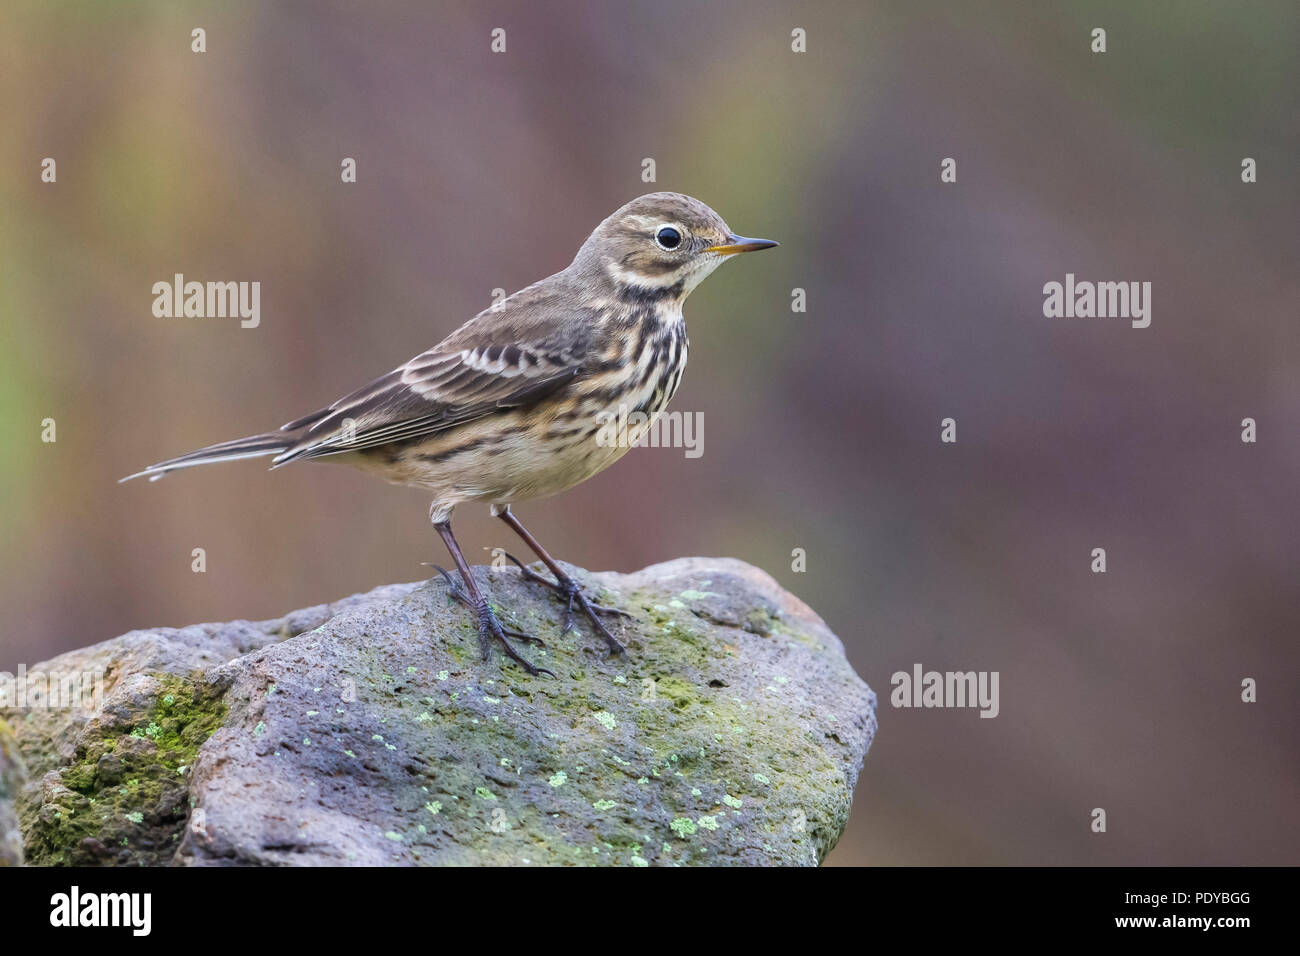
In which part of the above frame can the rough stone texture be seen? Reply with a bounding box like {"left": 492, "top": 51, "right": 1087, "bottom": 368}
{"left": 5, "top": 558, "right": 875, "bottom": 866}
{"left": 0, "top": 720, "right": 25, "bottom": 865}
{"left": 5, "top": 585, "right": 406, "bottom": 866}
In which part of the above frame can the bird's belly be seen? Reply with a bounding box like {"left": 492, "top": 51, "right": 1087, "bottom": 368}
{"left": 485, "top": 410, "right": 638, "bottom": 502}
{"left": 354, "top": 404, "right": 637, "bottom": 506}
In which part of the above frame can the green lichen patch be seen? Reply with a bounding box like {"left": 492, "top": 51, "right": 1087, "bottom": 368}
{"left": 670, "top": 817, "right": 697, "bottom": 838}
{"left": 21, "top": 673, "right": 227, "bottom": 866}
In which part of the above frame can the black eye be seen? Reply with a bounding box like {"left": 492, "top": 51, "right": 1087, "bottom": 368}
{"left": 655, "top": 226, "right": 682, "bottom": 250}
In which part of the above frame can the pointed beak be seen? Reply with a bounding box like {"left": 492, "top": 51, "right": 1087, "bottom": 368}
{"left": 704, "top": 234, "right": 780, "bottom": 256}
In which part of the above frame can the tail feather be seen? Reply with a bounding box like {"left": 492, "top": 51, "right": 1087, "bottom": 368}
{"left": 119, "top": 432, "right": 289, "bottom": 483}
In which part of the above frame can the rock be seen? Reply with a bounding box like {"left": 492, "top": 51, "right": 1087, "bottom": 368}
{"left": 0, "top": 720, "right": 25, "bottom": 865}
{"left": 4, "top": 558, "right": 875, "bottom": 866}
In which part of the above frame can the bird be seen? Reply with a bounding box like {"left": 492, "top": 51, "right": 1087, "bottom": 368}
{"left": 121, "top": 192, "right": 778, "bottom": 675}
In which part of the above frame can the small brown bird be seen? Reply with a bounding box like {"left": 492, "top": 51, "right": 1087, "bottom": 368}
{"left": 122, "top": 192, "right": 777, "bottom": 674}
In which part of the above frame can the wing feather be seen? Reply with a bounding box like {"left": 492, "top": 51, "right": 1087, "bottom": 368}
{"left": 271, "top": 335, "right": 587, "bottom": 467}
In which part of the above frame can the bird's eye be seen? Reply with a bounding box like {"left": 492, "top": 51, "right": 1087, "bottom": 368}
{"left": 654, "top": 226, "right": 682, "bottom": 251}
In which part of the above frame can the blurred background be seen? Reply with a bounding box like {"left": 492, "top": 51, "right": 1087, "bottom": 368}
{"left": 1, "top": 0, "right": 1297, "bottom": 865}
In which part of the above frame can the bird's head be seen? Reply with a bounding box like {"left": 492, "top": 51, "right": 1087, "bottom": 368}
{"left": 574, "top": 192, "right": 778, "bottom": 301}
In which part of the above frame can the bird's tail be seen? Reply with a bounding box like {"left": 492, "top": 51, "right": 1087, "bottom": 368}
{"left": 119, "top": 432, "right": 290, "bottom": 483}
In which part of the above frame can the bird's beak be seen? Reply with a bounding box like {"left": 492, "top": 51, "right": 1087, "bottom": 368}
{"left": 704, "top": 234, "right": 780, "bottom": 256}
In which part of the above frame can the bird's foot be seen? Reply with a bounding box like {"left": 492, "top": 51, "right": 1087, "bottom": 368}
{"left": 428, "top": 565, "right": 553, "bottom": 677}
{"left": 503, "top": 553, "right": 629, "bottom": 655}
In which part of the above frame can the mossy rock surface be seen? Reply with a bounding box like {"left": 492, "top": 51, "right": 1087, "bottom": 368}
{"left": 5, "top": 558, "right": 875, "bottom": 866}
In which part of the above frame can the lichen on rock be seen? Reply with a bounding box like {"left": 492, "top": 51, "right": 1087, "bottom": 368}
{"left": 19, "top": 673, "right": 227, "bottom": 866}
{"left": 5, "top": 557, "right": 875, "bottom": 866}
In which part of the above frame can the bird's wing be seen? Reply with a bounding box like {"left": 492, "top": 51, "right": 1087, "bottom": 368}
{"left": 271, "top": 294, "right": 593, "bottom": 467}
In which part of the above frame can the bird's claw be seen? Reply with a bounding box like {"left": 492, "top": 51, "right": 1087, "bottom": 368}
{"left": 428, "top": 564, "right": 552, "bottom": 675}
{"left": 502, "top": 553, "right": 628, "bottom": 655}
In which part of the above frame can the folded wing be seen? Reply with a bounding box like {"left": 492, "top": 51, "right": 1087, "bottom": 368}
{"left": 271, "top": 335, "right": 585, "bottom": 467}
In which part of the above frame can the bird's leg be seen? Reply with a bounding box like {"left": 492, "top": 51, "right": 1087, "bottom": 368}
{"left": 426, "top": 566, "right": 545, "bottom": 646}
{"left": 494, "top": 505, "right": 628, "bottom": 655}
{"left": 432, "top": 520, "right": 553, "bottom": 677}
